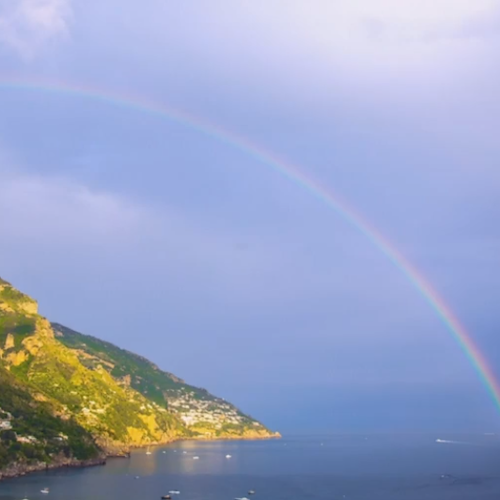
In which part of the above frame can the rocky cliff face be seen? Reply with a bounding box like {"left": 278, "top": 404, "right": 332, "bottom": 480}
{"left": 0, "top": 276, "right": 278, "bottom": 477}
{"left": 0, "top": 455, "right": 106, "bottom": 481}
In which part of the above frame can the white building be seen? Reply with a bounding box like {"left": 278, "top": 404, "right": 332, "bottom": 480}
{"left": 0, "top": 420, "right": 12, "bottom": 430}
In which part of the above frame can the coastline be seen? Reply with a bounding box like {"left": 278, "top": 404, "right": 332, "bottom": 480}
{"left": 0, "top": 432, "right": 280, "bottom": 482}
{"left": 0, "top": 455, "right": 106, "bottom": 482}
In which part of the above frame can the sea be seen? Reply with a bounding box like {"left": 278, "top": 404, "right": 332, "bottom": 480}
{"left": 1, "top": 433, "right": 500, "bottom": 500}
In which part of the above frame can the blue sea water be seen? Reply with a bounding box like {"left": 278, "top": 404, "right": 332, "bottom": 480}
{"left": 1, "top": 434, "right": 500, "bottom": 500}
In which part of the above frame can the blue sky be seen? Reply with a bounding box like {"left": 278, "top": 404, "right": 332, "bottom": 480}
{"left": 0, "top": 0, "right": 500, "bottom": 432}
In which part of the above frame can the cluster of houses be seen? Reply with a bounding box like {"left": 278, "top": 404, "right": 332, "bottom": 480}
{"left": 166, "top": 391, "right": 251, "bottom": 429}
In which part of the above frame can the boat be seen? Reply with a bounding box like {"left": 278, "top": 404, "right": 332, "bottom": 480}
{"left": 193, "top": 456, "right": 199, "bottom": 460}
{"left": 146, "top": 447, "right": 152, "bottom": 455}
{"left": 161, "top": 495, "right": 172, "bottom": 499}
{"left": 248, "top": 490, "right": 255, "bottom": 495}
{"left": 41, "top": 488, "right": 49, "bottom": 494}
{"left": 168, "top": 491, "right": 180, "bottom": 495}
{"left": 226, "top": 454, "right": 232, "bottom": 458}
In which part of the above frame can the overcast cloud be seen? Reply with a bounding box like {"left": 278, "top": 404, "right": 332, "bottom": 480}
{"left": 0, "top": 0, "right": 499, "bottom": 431}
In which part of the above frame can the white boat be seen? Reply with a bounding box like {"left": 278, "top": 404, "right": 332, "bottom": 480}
{"left": 146, "top": 447, "right": 152, "bottom": 455}
{"left": 169, "top": 490, "right": 181, "bottom": 494}
{"left": 193, "top": 456, "right": 199, "bottom": 460}
{"left": 41, "top": 489, "right": 49, "bottom": 494}
{"left": 225, "top": 454, "right": 232, "bottom": 458}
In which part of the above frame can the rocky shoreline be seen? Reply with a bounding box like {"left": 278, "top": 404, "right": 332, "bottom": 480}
{"left": 0, "top": 433, "right": 280, "bottom": 482}
{"left": 0, "top": 455, "right": 106, "bottom": 482}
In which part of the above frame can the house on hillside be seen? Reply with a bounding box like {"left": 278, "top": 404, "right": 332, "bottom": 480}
{"left": 0, "top": 420, "right": 12, "bottom": 430}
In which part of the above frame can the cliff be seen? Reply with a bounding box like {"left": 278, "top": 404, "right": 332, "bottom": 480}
{"left": 0, "top": 277, "right": 278, "bottom": 477}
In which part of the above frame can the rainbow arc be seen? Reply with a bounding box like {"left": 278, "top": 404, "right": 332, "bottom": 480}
{"left": 1, "top": 78, "right": 499, "bottom": 414}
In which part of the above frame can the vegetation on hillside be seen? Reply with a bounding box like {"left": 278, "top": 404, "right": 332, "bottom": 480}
{"left": 0, "top": 282, "right": 185, "bottom": 450}
{"left": 0, "top": 276, "right": 278, "bottom": 475}
{"left": 53, "top": 323, "right": 187, "bottom": 406}
{"left": 54, "top": 324, "right": 226, "bottom": 404}
{"left": 53, "top": 324, "right": 275, "bottom": 438}
{"left": 0, "top": 366, "right": 101, "bottom": 469}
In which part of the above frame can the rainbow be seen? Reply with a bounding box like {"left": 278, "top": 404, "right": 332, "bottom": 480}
{"left": 1, "top": 78, "right": 499, "bottom": 415}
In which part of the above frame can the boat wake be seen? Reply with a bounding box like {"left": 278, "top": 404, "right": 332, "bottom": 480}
{"left": 435, "top": 438, "right": 478, "bottom": 446}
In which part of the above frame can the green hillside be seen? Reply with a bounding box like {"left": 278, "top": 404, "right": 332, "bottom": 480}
{"left": 0, "top": 365, "right": 101, "bottom": 474}
{"left": 52, "top": 323, "right": 190, "bottom": 406}
{"left": 0, "top": 276, "right": 278, "bottom": 478}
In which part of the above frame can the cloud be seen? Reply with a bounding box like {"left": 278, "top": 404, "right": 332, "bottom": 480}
{"left": 175, "top": 1, "right": 499, "bottom": 67}
{"left": 0, "top": 1, "right": 498, "bottom": 430}
{"left": 0, "top": 169, "right": 478, "bottom": 373}
{"left": 0, "top": 168, "right": 341, "bottom": 308}
{"left": 0, "top": 0, "right": 71, "bottom": 58}
{"left": 327, "top": 0, "right": 498, "bottom": 42}
{"left": 0, "top": 155, "right": 493, "bottom": 420}
{"left": 60, "top": 0, "right": 500, "bottom": 121}
{"left": 0, "top": 165, "right": 450, "bottom": 329}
